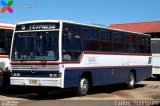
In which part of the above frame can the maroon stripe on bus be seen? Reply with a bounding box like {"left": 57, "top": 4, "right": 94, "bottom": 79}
{"left": 84, "top": 52, "right": 152, "bottom": 56}
{"left": 11, "top": 62, "right": 62, "bottom": 65}
{"left": 65, "top": 65, "right": 152, "bottom": 70}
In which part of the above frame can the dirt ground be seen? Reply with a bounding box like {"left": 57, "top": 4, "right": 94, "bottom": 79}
{"left": 64, "top": 78, "right": 160, "bottom": 100}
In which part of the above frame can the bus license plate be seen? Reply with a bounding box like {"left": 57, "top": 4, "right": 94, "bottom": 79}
{"left": 29, "top": 80, "right": 38, "bottom": 84}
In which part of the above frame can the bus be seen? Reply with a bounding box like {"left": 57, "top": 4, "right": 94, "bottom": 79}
{"left": 0, "top": 23, "right": 14, "bottom": 89}
{"left": 10, "top": 20, "right": 152, "bottom": 96}
{"left": 151, "top": 35, "right": 160, "bottom": 78}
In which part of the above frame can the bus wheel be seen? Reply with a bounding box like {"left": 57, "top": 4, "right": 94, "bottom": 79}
{"left": 75, "top": 76, "right": 89, "bottom": 96}
{"left": 126, "top": 72, "right": 135, "bottom": 89}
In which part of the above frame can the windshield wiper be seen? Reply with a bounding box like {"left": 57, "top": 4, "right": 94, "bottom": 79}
{"left": 20, "top": 56, "right": 26, "bottom": 62}
{"left": 41, "top": 57, "right": 46, "bottom": 62}
{"left": 41, "top": 55, "right": 46, "bottom": 62}
{"left": 20, "top": 51, "right": 28, "bottom": 62}
{"left": 21, "top": 58, "right": 24, "bottom": 62}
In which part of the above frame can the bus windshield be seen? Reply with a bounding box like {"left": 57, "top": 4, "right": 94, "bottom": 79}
{"left": 11, "top": 31, "right": 59, "bottom": 61}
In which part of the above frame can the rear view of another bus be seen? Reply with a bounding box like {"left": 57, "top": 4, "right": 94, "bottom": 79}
{"left": 151, "top": 36, "right": 160, "bottom": 79}
{"left": 0, "top": 23, "right": 14, "bottom": 90}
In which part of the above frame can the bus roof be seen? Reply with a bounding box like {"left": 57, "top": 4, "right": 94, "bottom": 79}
{"left": 0, "top": 23, "right": 15, "bottom": 30}
{"left": 16, "top": 20, "right": 150, "bottom": 36}
{"left": 108, "top": 27, "right": 150, "bottom": 36}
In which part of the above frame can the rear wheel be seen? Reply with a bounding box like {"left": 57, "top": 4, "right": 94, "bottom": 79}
{"left": 75, "top": 76, "right": 89, "bottom": 96}
{"left": 126, "top": 72, "right": 135, "bottom": 89}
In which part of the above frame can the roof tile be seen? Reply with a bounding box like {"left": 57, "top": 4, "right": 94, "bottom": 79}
{"left": 108, "top": 21, "right": 160, "bottom": 33}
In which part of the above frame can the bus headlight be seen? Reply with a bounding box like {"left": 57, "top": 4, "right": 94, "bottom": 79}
{"left": 13, "top": 73, "right": 21, "bottom": 77}
{"left": 49, "top": 74, "right": 54, "bottom": 77}
{"left": 49, "top": 73, "right": 61, "bottom": 78}
{"left": 17, "top": 73, "right": 21, "bottom": 77}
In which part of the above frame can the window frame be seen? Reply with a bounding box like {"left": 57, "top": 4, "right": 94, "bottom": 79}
{"left": 62, "top": 23, "right": 83, "bottom": 61}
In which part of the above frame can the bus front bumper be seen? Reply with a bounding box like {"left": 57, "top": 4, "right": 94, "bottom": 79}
{"left": 10, "top": 77, "right": 62, "bottom": 87}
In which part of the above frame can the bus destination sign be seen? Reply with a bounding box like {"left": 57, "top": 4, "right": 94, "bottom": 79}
{"left": 16, "top": 23, "right": 60, "bottom": 31}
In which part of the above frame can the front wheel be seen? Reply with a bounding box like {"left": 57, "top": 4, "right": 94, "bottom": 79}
{"left": 75, "top": 76, "right": 89, "bottom": 96}
{"left": 126, "top": 72, "right": 135, "bottom": 89}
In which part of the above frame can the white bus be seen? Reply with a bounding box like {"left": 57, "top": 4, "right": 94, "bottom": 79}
{"left": 10, "top": 20, "right": 152, "bottom": 96}
{"left": 0, "top": 23, "right": 14, "bottom": 89}
{"left": 151, "top": 36, "right": 160, "bottom": 78}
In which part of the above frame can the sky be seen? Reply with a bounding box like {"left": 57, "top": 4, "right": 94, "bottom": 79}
{"left": 0, "top": 0, "right": 160, "bottom": 26}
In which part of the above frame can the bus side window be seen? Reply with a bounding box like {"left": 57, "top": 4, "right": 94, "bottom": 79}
{"left": 62, "top": 31, "right": 82, "bottom": 61}
{"left": 99, "top": 30, "right": 112, "bottom": 52}
{"left": 83, "top": 28, "right": 99, "bottom": 51}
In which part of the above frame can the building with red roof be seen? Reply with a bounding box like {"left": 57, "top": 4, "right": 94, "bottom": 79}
{"left": 108, "top": 21, "right": 160, "bottom": 39}
{"left": 108, "top": 21, "right": 160, "bottom": 34}
{"left": 108, "top": 21, "right": 160, "bottom": 50}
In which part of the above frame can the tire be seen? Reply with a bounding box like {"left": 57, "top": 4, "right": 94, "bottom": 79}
{"left": 75, "top": 76, "right": 89, "bottom": 96}
{"left": 126, "top": 72, "right": 135, "bottom": 89}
